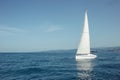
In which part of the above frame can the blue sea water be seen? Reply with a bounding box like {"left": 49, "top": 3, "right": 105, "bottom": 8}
{"left": 0, "top": 50, "right": 120, "bottom": 80}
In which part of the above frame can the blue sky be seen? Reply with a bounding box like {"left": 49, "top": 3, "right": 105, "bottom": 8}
{"left": 0, "top": 0, "right": 120, "bottom": 52}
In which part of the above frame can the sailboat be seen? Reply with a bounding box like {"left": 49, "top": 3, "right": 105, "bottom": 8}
{"left": 76, "top": 10, "right": 97, "bottom": 60}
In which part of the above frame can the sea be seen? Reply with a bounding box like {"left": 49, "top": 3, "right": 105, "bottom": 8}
{"left": 0, "top": 49, "right": 120, "bottom": 80}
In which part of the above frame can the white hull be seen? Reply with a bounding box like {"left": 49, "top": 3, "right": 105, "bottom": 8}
{"left": 76, "top": 54, "right": 97, "bottom": 60}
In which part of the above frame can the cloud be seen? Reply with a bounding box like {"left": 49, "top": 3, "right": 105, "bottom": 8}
{"left": 45, "top": 26, "right": 63, "bottom": 32}
{"left": 0, "top": 26, "right": 26, "bottom": 36}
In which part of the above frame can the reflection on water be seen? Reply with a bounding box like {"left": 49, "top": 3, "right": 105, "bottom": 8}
{"left": 76, "top": 60, "right": 93, "bottom": 80}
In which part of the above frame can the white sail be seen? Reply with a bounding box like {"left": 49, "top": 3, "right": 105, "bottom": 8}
{"left": 76, "top": 10, "right": 97, "bottom": 60}
{"left": 77, "top": 10, "right": 90, "bottom": 55}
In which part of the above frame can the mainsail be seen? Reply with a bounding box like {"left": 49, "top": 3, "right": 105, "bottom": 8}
{"left": 77, "top": 11, "right": 90, "bottom": 55}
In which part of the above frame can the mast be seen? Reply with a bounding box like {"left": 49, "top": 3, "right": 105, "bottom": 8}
{"left": 77, "top": 10, "right": 90, "bottom": 54}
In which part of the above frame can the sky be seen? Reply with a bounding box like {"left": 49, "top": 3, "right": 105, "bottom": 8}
{"left": 0, "top": 0, "right": 120, "bottom": 52}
